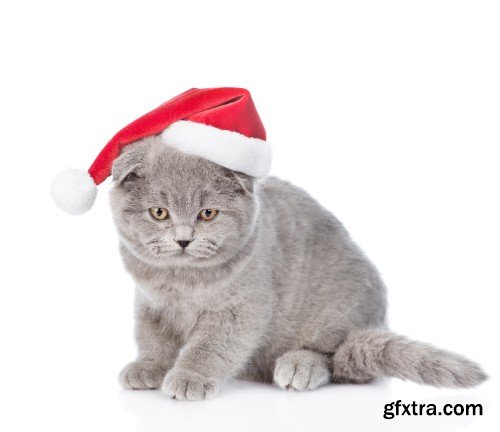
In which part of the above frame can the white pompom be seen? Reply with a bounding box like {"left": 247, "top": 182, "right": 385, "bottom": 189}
{"left": 51, "top": 168, "right": 98, "bottom": 215}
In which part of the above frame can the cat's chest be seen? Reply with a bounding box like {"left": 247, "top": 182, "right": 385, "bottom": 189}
{"left": 135, "top": 280, "right": 201, "bottom": 338}
{"left": 136, "top": 272, "right": 231, "bottom": 312}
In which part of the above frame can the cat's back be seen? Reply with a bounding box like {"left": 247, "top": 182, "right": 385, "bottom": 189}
{"left": 257, "top": 176, "right": 345, "bottom": 236}
{"left": 253, "top": 177, "right": 386, "bottom": 352}
{"left": 256, "top": 176, "right": 385, "bottom": 311}
{"left": 255, "top": 175, "right": 356, "bottom": 279}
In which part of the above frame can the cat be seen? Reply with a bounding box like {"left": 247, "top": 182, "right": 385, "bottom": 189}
{"left": 110, "top": 135, "right": 487, "bottom": 400}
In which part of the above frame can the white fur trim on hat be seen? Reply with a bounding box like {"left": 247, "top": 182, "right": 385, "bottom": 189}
{"left": 161, "top": 120, "right": 272, "bottom": 177}
{"left": 51, "top": 168, "right": 98, "bottom": 215}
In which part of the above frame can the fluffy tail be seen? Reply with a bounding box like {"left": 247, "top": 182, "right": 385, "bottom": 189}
{"left": 332, "top": 329, "right": 487, "bottom": 388}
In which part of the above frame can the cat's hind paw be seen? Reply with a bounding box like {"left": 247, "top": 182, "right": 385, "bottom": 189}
{"left": 274, "top": 349, "right": 330, "bottom": 391}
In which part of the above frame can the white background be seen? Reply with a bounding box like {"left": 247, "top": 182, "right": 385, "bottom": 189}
{"left": 1, "top": 1, "right": 499, "bottom": 431}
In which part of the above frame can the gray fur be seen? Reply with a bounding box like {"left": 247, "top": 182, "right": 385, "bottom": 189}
{"left": 110, "top": 136, "right": 486, "bottom": 400}
{"left": 332, "top": 329, "right": 487, "bottom": 387}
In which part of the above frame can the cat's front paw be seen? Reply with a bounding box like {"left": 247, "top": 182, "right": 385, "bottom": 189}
{"left": 119, "top": 360, "right": 167, "bottom": 390}
{"left": 162, "top": 368, "right": 218, "bottom": 401}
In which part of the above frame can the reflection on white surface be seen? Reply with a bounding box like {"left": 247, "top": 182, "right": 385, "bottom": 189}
{"left": 118, "top": 378, "right": 487, "bottom": 432}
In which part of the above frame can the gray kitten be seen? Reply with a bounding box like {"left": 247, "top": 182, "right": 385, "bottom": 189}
{"left": 110, "top": 136, "right": 486, "bottom": 400}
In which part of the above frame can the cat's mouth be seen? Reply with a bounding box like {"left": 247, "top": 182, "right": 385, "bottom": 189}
{"left": 171, "top": 247, "right": 219, "bottom": 261}
{"left": 133, "top": 237, "right": 220, "bottom": 264}
{"left": 171, "top": 248, "right": 202, "bottom": 260}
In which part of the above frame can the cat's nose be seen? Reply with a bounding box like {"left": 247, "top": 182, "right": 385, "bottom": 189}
{"left": 176, "top": 240, "right": 191, "bottom": 249}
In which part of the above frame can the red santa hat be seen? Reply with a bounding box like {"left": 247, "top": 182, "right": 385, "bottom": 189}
{"left": 51, "top": 87, "right": 271, "bottom": 215}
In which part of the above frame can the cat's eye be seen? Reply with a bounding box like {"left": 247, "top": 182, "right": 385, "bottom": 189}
{"left": 149, "top": 207, "right": 169, "bottom": 221}
{"left": 198, "top": 209, "right": 219, "bottom": 221}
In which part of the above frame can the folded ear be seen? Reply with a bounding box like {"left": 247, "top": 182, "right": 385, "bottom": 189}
{"left": 232, "top": 171, "right": 255, "bottom": 197}
{"left": 111, "top": 147, "right": 143, "bottom": 186}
